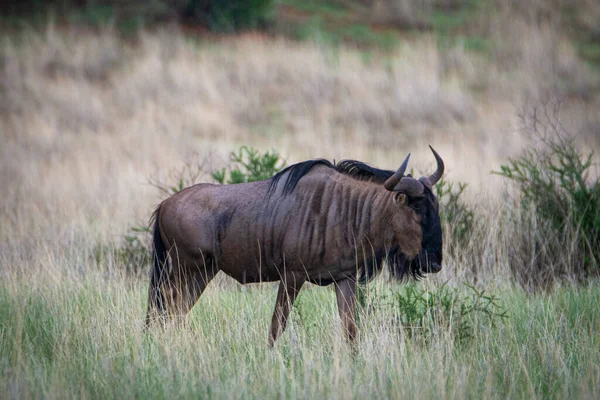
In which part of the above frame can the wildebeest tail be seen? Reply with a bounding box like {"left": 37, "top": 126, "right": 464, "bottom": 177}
{"left": 145, "top": 204, "right": 168, "bottom": 327}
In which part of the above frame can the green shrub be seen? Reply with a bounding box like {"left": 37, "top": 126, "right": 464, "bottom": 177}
{"left": 435, "top": 178, "right": 474, "bottom": 246}
{"left": 184, "top": 0, "right": 274, "bottom": 32}
{"left": 212, "top": 145, "right": 285, "bottom": 184}
{"left": 2, "top": 1, "right": 274, "bottom": 33}
{"left": 92, "top": 225, "right": 150, "bottom": 277}
{"left": 357, "top": 282, "right": 507, "bottom": 345}
{"left": 118, "top": 225, "right": 152, "bottom": 275}
{"left": 494, "top": 103, "right": 600, "bottom": 288}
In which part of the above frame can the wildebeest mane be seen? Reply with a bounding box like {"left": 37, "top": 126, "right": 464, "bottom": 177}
{"left": 334, "top": 160, "right": 394, "bottom": 184}
{"left": 268, "top": 159, "right": 333, "bottom": 196}
{"left": 268, "top": 159, "right": 395, "bottom": 197}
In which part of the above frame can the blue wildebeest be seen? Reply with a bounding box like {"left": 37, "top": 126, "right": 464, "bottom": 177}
{"left": 145, "top": 147, "right": 444, "bottom": 345}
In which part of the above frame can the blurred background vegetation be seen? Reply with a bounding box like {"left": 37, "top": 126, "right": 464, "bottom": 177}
{"left": 2, "top": 0, "right": 599, "bottom": 68}
{"left": 1, "top": 1, "right": 600, "bottom": 398}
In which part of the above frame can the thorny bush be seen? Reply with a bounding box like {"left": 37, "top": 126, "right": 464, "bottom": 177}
{"left": 355, "top": 282, "right": 507, "bottom": 345}
{"left": 495, "top": 101, "right": 600, "bottom": 289}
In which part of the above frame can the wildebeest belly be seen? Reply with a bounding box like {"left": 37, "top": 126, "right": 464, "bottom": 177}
{"left": 216, "top": 247, "right": 361, "bottom": 285}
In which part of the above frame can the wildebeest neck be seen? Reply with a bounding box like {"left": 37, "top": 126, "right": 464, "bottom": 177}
{"left": 261, "top": 170, "right": 416, "bottom": 283}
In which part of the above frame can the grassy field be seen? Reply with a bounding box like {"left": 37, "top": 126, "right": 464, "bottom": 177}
{"left": 1, "top": 271, "right": 599, "bottom": 398}
{"left": 1, "top": 1, "right": 600, "bottom": 397}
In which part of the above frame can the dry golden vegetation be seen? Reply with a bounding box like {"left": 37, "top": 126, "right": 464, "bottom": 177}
{"left": 1, "top": 19, "right": 598, "bottom": 275}
{"left": 1, "top": 1, "right": 600, "bottom": 396}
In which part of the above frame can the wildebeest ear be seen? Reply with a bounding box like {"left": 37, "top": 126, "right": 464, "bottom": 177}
{"left": 392, "top": 177, "right": 424, "bottom": 197}
{"left": 393, "top": 192, "right": 408, "bottom": 207}
{"left": 419, "top": 176, "right": 432, "bottom": 189}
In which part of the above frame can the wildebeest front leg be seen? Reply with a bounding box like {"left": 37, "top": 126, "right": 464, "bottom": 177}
{"left": 268, "top": 276, "right": 305, "bottom": 346}
{"left": 335, "top": 278, "right": 358, "bottom": 342}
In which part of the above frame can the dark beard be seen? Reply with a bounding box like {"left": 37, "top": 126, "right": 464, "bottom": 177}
{"left": 357, "top": 246, "right": 423, "bottom": 284}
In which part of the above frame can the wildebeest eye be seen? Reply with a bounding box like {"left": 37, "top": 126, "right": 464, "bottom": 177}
{"left": 394, "top": 192, "right": 408, "bottom": 206}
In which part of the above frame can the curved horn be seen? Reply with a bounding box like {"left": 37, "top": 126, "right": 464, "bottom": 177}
{"left": 426, "top": 145, "right": 444, "bottom": 186}
{"left": 384, "top": 154, "right": 410, "bottom": 191}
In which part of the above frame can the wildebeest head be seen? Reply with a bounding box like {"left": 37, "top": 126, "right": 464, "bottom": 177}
{"left": 384, "top": 146, "right": 444, "bottom": 279}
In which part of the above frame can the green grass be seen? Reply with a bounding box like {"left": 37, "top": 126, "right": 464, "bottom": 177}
{"left": 0, "top": 3, "right": 148, "bottom": 34}
{"left": 279, "top": 0, "right": 349, "bottom": 18}
{"left": 291, "top": 16, "right": 399, "bottom": 50}
{"left": 578, "top": 39, "right": 600, "bottom": 69}
{"left": 280, "top": 0, "right": 400, "bottom": 50}
{"left": 1, "top": 274, "right": 599, "bottom": 398}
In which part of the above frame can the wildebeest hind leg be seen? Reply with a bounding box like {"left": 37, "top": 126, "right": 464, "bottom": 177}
{"left": 335, "top": 278, "right": 358, "bottom": 343}
{"left": 268, "top": 275, "right": 305, "bottom": 346}
{"left": 164, "top": 257, "right": 217, "bottom": 323}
